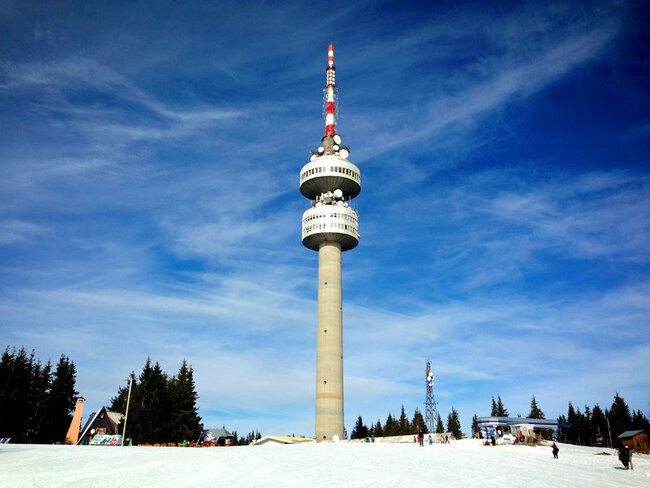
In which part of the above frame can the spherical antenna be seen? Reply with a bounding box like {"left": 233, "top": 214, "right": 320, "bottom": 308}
{"left": 318, "top": 146, "right": 324, "bottom": 154}
{"left": 333, "top": 134, "right": 342, "bottom": 145}
{"left": 339, "top": 148, "right": 349, "bottom": 159}
{"left": 333, "top": 189, "right": 343, "bottom": 199}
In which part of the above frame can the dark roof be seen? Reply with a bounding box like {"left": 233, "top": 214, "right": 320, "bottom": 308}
{"left": 203, "top": 427, "right": 232, "bottom": 439}
{"left": 617, "top": 430, "right": 646, "bottom": 439}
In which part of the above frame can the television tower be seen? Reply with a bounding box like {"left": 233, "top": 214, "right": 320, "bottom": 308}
{"left": 300, "top": 45, "right": 361, "bottom": 441}
{"left": 425, "top": 359, "right": 438, "bottom": 433}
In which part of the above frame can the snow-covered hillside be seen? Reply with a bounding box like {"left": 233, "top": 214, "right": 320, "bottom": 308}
{"left": 1, "top": 439, "right": 648, "bottom": 487}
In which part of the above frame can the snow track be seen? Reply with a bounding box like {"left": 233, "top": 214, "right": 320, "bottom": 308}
{"left": 1, "top": 440, "right": 648, "bottom": 487}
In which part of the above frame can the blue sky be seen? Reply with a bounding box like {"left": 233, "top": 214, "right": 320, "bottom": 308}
{"left": 1, "top": 0, "right": 648, "bottom": 437}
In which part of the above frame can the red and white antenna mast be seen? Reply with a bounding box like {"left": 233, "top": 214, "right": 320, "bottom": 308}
{"left": 324, "top": 44, "right": 338, "bottom": 136}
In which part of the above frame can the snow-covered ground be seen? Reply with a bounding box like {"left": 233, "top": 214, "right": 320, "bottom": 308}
{"left": 1, "top": 439, "right": 648, "bottom": 487}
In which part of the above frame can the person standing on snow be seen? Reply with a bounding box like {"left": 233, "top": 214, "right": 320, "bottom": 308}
{"left": 619, "top": 445, "right": 632, "bottom": 469}
{"left": 551, "top": 442, "right": 559, "bottom": 459}
{"left": 418, "top": 429, "right": 424, "bottom": 447}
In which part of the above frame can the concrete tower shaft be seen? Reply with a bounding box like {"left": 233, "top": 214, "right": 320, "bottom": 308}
{"left": 300, "top": 45, "right": 360, "bottom": 441}
{"left": 315, "top": 241, "right": 343, "bottom": 439}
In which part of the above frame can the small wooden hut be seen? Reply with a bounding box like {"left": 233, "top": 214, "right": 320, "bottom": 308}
{"left": 617, "top": 430, "right": 649, "bottom": 450}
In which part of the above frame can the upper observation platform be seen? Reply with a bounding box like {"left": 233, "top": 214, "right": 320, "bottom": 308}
{"left": 300, "top": 154, "right": 361, "bottom": 200}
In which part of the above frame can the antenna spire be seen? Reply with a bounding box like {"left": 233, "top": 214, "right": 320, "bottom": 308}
{"left": 324, "top": 44, "right": 337, "bottom": 137}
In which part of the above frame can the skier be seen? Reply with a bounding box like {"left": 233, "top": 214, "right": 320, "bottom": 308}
{"left": 551, "top": 442, "right": 559, "bottom": 459}
{"left": 418, "top": 429, "right": 424, "bottom": 447}
{"left": 618, "top": 445, "right": 631, "bottom": 469}
{"left": 428, "top": 434, "right": 433, "bottom": 445}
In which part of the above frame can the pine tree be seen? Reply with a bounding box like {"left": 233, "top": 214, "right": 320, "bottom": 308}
{"left": 129, "top": 358, "right": 171, "bottom": 444}
{"left": 528, "top": 395, "right": 544, "bottom": 419}
{"left": 496, "top": 396, "right": 508, "bottom": 417}
{"left": 446, "top": 408, "right": 463, "bottom": 439}
{"left": 608, "top": 393, "right": 632, "bottom": 442}
{"left": 566, "top": 402, "right": 577, "bottom": 444}
{"left": 398, "top": 405, "right": 411, "bottom": 434}
{"left": 0, "top": 347, "right": 34, "bottom": 441}
{"left": 374, "top": 420, "right": 383, "bottom": 437}
{"left": 582, "top": 405, "right": 594, "bottom": 445}
{"left": 471, "top": 414, "right": 479, "bottom": 438}
{"left": 351, "top": 415, "right": 368, "bottom": 439}
{"left": 29, "top": 359, "right": 52, "bottom": 443}
{"left": 631, "top": 410, "right": 649, "bottom": 431}
{"left": 411, "top": 408, "right": 427, "bottom": 434}
{"left": 384, "top": 413, "right": 399, "bottom": 436}
{"left": 490, "top": 397, "right": 497, "bottom": 416}
{"left": 436, "top": 413, "right": 444, "bottom": 433}
{"left": 591, "top": 404, "right": 607, "bottom": 444}
{"left": 110, "top": 373, "right": 136, "bottom": 414}
{"left": 169, "top": 359, "right": 201, "bottom": 442}
{"left": 41, "top": 354, "right": 77, "bottom": 443}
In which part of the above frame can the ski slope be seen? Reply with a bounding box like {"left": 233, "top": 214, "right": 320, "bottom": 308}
{"left": 1, "top": 439, "right": 648, "bottom": 487}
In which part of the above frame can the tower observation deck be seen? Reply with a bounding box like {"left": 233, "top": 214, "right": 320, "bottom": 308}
{"left": 300, "top": 45, "right": 360, "bottom": 441}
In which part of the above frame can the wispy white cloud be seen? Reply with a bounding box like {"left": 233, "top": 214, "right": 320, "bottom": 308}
{"left": 0, "top": 219, "right": 47, "bottom": 245}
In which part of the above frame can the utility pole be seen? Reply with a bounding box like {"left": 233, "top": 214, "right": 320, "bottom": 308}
{"left": 122, "top": 376, "right": 133, "bottom": 446}
{"left": 606, "top": 415, "right": 613, "bottom": 449}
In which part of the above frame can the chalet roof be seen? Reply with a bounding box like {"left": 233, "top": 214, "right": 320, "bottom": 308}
{"left": 203, "top": 427, "right": 232, "bottom": 439}
{"left": 106, "top": 411, "right": 123, "bottom": 426}
{"left": 617, "top": 430, "right": 646, "bottom": 439}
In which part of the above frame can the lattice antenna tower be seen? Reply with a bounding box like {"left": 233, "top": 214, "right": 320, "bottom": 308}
{"left": 425, "top": 359, "right": 438, "bottom": 433}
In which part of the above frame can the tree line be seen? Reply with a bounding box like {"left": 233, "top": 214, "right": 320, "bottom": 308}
{"left": 0, "top": 347, "right": 77, "bottom": 443}
{"left": 110, "top": 358, "right": 202, "bottom": 445}
{"left": 469, "top": 392, "right": 649, "bottom": 446}
{"left": 350, "top": 405, "right": 463, "bottom": 440}
{"left": 231, "top": 430, "right": 262, "bottom": 445}
{"left": 557, "top": 393, "right": 649, "bottom": 446}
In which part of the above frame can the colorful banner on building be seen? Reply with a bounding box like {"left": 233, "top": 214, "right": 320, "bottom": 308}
{"left": 90, "top": 434, "right": 122, "bottom": 446}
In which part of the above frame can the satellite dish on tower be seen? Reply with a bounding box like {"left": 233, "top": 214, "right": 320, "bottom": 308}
{"left": 333, "top": 134, "right": 342, "bottom": 145}
{"left": 333, "top": 189, "right": 343, "bottom": 199}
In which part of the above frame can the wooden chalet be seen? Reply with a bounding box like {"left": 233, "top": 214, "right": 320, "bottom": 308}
{"left": 617, "top": 430, "right": 649, "bottom": 450}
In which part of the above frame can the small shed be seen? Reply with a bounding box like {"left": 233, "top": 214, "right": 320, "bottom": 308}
{"left": 201, "top": 426, "right": 234, "bottom": 446}
{"left": 617, "top": 430, "right": 649, "bottom": 450}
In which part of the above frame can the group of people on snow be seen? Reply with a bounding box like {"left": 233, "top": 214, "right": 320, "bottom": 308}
{"left": 413, "top": 430, "right": 452, "bottom": 446}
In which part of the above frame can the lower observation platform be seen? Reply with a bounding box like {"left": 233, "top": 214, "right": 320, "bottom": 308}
{"left": 302, "top": 205, "right": 359, "bottom": 251}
